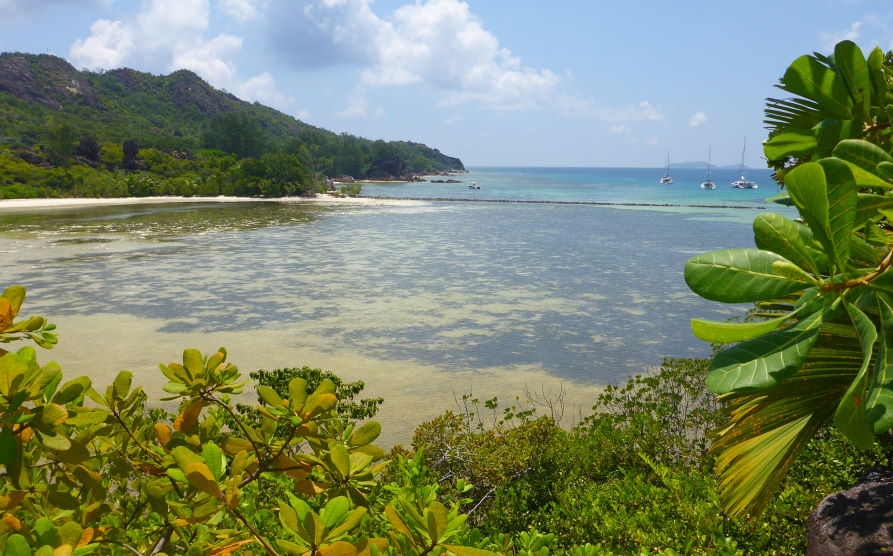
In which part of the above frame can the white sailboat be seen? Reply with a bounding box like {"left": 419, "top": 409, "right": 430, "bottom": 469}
{"left": 731, "top": 138, "right": 758, "bottom": 189}
{"left": 659, "top": 152, "right": 673, "bottom": 184}
{"left": 701, "top": 147, "right": 716, "bottom": 190}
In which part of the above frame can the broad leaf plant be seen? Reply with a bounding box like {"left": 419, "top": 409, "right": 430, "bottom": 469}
{"left": 0, "top": 285, "right": 500, "bottom": 555}
{"left": 687, "top": 40, "right": 893, "bottom": 518}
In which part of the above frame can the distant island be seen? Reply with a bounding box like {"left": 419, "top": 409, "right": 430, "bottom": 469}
{"left": 668, "top": 162, "right": 754, "bottom": 169}
{"left": 0, "top": 52, "right": 465, "bottom": 199}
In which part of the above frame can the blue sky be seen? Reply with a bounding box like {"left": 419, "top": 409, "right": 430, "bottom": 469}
{"left": 1, "top": 0, "right": 891, "bottom": 167}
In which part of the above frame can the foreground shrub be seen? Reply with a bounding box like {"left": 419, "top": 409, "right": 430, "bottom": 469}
{"left": 0, "top": 284, "right": 501, "bottom": 555}
{"left": 410, "top": 357, "right": 893, "bottom": 554}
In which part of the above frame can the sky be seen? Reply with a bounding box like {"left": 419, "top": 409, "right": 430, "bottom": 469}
{"left": 0, "top": 0, "right": 891, "bottom": 167}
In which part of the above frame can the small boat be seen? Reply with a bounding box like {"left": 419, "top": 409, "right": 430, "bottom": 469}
{"left": 701, "top": 148, "right": 716, "bottom": 190}
{"left": 468, "top": 182, "right": 480, "bottom": 189}
{"left": 659, "top": 153, "right": 673, "bottom": 184}
{"left": 731, "top": 139, "right": 758, "bottom": 189}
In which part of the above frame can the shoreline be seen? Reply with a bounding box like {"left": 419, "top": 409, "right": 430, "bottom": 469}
{"left": 0, "top": 193, "right": 766, "bottom": 212}
{"left": 360, "top": 196, "right": 766, "bottom": 210}
{"left": 0, "top": 194, "right": 427, "bottom": 211}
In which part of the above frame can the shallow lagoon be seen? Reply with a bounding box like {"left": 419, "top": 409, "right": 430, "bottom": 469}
{"left": 1, "top": 199, "right": 758, "bottom": 445}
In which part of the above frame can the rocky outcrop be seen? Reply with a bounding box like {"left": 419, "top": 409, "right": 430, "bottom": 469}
{"left": 363, "top": 156, "right": 422, "bottom": 181}
{"left": 0, "top": 53, "right": 98, "bottom": 110}
{"left": 807, "top": 467, "right": 893, "bottom": 555}
{"left": 11, "top": 146, "right": 50, "bottom": 168}
{"left": 75, "top": 137, "right": 101, "bottom": 162}
{"left": 167, "top": 69, "right": 236, "bottom": 115}
{"left": 123, "top": 139, "right": 142, "bottom": 170}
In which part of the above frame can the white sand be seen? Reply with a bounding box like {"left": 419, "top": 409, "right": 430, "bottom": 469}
{"left": 0, "top": 194, "right": 427, "bottom": 211}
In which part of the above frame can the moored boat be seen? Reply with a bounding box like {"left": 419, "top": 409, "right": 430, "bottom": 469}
{"left": 701, "top": 147, "right": 716, "bottom": 190}
{"left": 731, "top": 139, "right": 758, "bottom": 189}
{"left": 659, "top": 153, "right": 673, "bottom": 184}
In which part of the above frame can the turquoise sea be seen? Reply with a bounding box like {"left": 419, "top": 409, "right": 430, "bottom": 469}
{"left": 364, "top": 166, "right": 781, "bottom": 209}
{"left": 0, "top": 166, "right": 788, "bottom": 444}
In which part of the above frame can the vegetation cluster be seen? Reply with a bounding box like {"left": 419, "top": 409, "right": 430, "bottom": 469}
{"left": 0, "top": 53, "right": 465, "bottom": 199}
{"left": 3, "top": 287, "right": 891, "bottom": 555}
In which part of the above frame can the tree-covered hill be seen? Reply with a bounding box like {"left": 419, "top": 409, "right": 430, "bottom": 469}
{"left": 0, "top": 52, "right": 464, "bottom": 189}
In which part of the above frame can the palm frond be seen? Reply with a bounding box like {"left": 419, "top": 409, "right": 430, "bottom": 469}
{"left": 711, "top": 326, "right": 862, "bottom": 518}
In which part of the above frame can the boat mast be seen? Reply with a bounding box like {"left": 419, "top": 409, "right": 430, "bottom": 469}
{"left": 707, "top": 147, "right": 712, "bottom": 180}
{"left": 739, "top": 139, "right": 746, "bottom": 179}
{"left": 665, "top": 152, "right": 670, "bottom": 176}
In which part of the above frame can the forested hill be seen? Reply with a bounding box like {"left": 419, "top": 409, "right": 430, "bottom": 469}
{"left": 0, "top": 52, "right": 465, "bottom": 186}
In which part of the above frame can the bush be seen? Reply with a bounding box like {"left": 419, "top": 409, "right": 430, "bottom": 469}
{"left": 0, "top": 284, "right": 501, "bottom": 555}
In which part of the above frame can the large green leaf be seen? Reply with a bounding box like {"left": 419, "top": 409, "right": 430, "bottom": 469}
{"left": 832, "top": 40, "right": 871, "bottom": 118}
{"left": 763, "top": 129, "right": 817, "bottom": 160}
{"left": 707, "top": 310, "right": 824, "bottom": 393}
{"left": 692, "top": 313, "right": 794, "bottom": 344}
{"left": 201, "top": 442, "right": 226, "bottom": 481}
{"left": 867, "top": 292, "right": 893, "bottom": 434}
{"left": 867, "top": 47, "right": 887, "bottom": 107}
{"left": 684, "top": 249, "right": 807, "bottom": 303}
{"left": 833, "top": 302, "right": 877, "bottom": 448}
{"left": 816, "top": 120, "right": 855, "bottom": 157}
{"left": 3, "top": 534, "right": 32, "bottom": 556}
{"left": 320, "top": 496, "right": 350, "bottom": 529}
{"left": 785, "top": 160, "right": 856, "bottom": 272}
{"left": 817, "top": 157, "right": 857, "bottom": 269}
{"left": 753, "top": 212, "right": 821, "bottom": 276}
{"left": 781, "top": 54, "right": 853, "bottom": 119}
{"left": 831, "top": 139, "right": 893, "bottom": 188}
{"left": 785, "top": 162, "right": 832, "bottom": 253}
{"left": 856, "top": 193, "right": 893, "bottom": 222}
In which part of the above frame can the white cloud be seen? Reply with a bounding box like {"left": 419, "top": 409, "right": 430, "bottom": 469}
{"left": 819, "top": 21, "right": 862, "bottom": 51}
{"left": 235, "top": 71, "right": 292, "bottom": 106}
{"left": 272, "top": 0, "right": 558, "bottom": 109}
{"left": 597, "top": 101, "right": 664, "bottom": 122}
{"left": 609, "top": 123, "right": 630, "bottom": 134}
{"left": 219, "top": 0, "right": 262, "bottom": 22}
{"left": 644, "top": 136, "right": 658, "bottom": 146}
{"left": 68, "top": 0, "right": 295, "bottom": 111}
{"left": 70, "top": 19, "right": 134, "bottom": 70}
{"left": 70, "top": 0, "right": 213, "bottom": 71}
{"left": 689, "top": 111, "right": 707, "bottom": 127}
{"left": 171, "top": 34, "right": 242, "bottom": 83}
{"left": 338, "top": 86, "right": 371, "bottom": 118}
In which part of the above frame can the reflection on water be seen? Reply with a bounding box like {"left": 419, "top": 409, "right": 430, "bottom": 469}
{"left": 1, "top": 200, "right": 753, "bottom": 445}
{"left": 0, "top": 202, "right": 319, "bottom": 240}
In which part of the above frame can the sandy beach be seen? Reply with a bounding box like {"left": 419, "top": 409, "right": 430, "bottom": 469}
{"left": 0, "top": 194, "right": 427, "bottom": 211}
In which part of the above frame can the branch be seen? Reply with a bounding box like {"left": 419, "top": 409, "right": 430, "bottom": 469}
{"left": 149, "top": 526, "right": 173, "bottom": 556}
{"left": 206, "top": 393, "right": 265, "bottom": 464}
{"left": 110, "top": 408, "right": 163, "bottom": 464}
{"left": 229, "top": 505, "right": 280, "bottom": 556}
{"left": 822, "top": 248, "right": 893, "bottom": 293}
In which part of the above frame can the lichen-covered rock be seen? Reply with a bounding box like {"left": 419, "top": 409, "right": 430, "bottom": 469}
{"left": 807, "top": 467, "right": 893, "bottom": 555}
{"left": 0, "top": 53, "right": 98, "bottom": 110}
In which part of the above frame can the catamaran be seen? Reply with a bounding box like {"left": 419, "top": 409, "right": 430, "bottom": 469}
{"left": 659, "top": 153, "right": 673, "bottom": 184}
{"left": 731, "top": 138, "right": 758, "bottom": 189}
{"left": 701, "top": 148, "right": 716, "bottom": 190}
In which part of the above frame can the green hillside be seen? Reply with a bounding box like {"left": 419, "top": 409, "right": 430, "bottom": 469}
{"left": 0, "top": 52, "right": 464, "bottom": 198}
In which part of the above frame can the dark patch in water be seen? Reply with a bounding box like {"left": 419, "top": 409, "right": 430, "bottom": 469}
{"left": 50, "top": 237, "right": 116, "bottom": 244}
